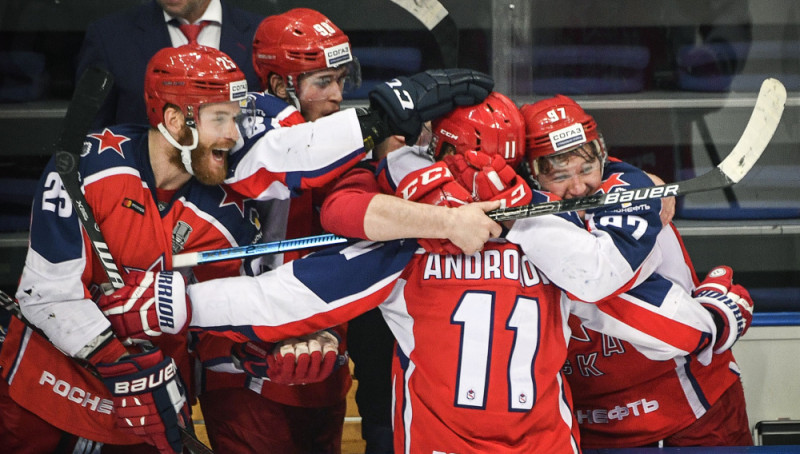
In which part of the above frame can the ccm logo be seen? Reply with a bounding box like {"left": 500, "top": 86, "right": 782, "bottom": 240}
{"left": 438, "top": 128, "right": 458, "bottom": 140}
{"left": 399, "top": 166, "right": 452, "bottom": 200}
{"left": 113, "top": 361, "right": 176, "bottom": 395}
{"left": 39, "top": 371, "right": 113, "bottom": 414}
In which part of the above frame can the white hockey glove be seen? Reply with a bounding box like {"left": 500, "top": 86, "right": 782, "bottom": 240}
{"left": 96, "top": 271, "right": 190, "bottom": 344}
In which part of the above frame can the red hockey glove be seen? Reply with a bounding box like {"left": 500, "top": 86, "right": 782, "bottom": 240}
{"left": 231, "top": 340, "right": 273, "bottom": 379}
{"left": 444, "top": 151, "right": 532, "bottom": 208}
{"left": 693, "top": 266, "right": 754, "bottom": 353}
{"left": 97, "top": 271, "right": 190, "bottom": 345}
{"left": 95, "top": 348, "right": 190, "bottom": 453}
{"left": 395, "top": 161, "right": 474, "bottom": 255}
{"left": 263, "top": 330, "right": 346, "bottom": 385}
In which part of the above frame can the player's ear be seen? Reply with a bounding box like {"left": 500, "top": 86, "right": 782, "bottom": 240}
{"left": 269, "top": 74, "right": 287, "bottom": 99}
{"left": 163, "top": 105, "right": 186, "bottom": 134}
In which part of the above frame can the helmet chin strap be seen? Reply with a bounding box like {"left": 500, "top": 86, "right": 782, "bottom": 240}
{"left": 285, "top": 75, "right": 302, "bottom": 112}
{"left": 157, "top": 122, "right": 199, "bottom": 175}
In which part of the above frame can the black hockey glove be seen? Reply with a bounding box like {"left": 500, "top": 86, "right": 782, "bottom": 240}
{"left": 366, "top": 69, "right": 494, "bottom": 145}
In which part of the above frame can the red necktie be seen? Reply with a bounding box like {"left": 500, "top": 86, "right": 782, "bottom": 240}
{"left": 177, "top": 20, "right": 210, "bottom": 44}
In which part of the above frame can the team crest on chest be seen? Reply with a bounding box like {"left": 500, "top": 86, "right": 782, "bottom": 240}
{"left": 89, "top": 128, "right": 130, "bottom": 158}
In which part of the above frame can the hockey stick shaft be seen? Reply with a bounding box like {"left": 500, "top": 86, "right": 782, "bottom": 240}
{"left": 172, "top": 233, "right": 348, "bottom": 267}
{"left": 0, "top": 290, "right": 214, "bottom": 454}
{"left": 55, "top": 66, "right": 123, "bottom": 291}
{"left": 488, "top": 78, "right": 787, "bottom": 222}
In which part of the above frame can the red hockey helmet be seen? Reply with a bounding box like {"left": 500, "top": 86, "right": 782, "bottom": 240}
{"left": 429, "top": 92, "right": 525, "bottom": 168}
{"left": 144, "top": 44, "right": 248, "bottom": 128}
{"left": 520, "top": 94, "right": 606, "bottom": 176}
{"left": 252, "top": 8, "right": 359, "bottom": 91}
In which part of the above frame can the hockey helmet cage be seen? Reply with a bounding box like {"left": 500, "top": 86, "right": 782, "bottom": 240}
{"left": 252, "top": 8, "right": 359, "bottom": 91}
{"left": 430, "top": 91, "right": 525, "bottom": 168}
{"left": 144, "top": 44, "right": 248, "bottom": 128}
{"left": 520, "top": 94, "right": 606, "bottom": 176}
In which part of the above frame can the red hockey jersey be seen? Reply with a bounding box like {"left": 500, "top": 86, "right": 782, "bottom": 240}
{"left": 565, "top": 224, "right": 742, "bottom": 449}
{"left": 5, "top": 124, "right": 260, "bottom": 442}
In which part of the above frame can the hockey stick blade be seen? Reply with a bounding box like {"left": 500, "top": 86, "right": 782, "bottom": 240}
{"left": 488, "top": 78, "right": 787, "bottom": 222}
{"left": 173, "top": 233, "right": 348, "bottom": 268}
{"left": 0, "top": 290, "right": 215, "bottom": 454}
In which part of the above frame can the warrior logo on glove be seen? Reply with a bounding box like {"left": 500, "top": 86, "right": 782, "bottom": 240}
{"left": 96, "top": 271, "right": 190, "bottom": 344}
{"left": 693, "top": 265, "right": 755, "bottom": 353}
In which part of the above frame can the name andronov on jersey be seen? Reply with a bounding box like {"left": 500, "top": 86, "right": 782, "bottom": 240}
{"left": 422, "top": 247, "right": 547, "bottom": 288}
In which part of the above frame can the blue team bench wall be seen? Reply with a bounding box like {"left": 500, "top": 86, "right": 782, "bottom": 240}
{"left": 752, "top": 312, "right": 800, "bottom": 327}
{"left": 750, "top": 281, "right": 800, "bottom": 326}
{"left": 750, "top": 287, "right": 800, "bottom": 323}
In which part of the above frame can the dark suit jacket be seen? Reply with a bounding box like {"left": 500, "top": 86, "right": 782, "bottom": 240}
{"left": 76, "top": 0, "right": 263, "bottom": 128}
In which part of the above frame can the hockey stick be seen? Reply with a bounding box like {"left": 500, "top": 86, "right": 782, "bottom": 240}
{"left": 487, "top": 77, "right": 787, "bottom": 222}
{"left": 55, "top": 66, "right": 123, "bottom": 291}
{"left": 390, "top": 0, "right": 459, "bottom": 67}
{"left": 51, "top": 67, "right": 214, "bottom": 454}
{"left": 173, "top": 233, "right": 348, "bottom": 268}
{"left": 168, "top": 78, "right": 786, "bottom": 267}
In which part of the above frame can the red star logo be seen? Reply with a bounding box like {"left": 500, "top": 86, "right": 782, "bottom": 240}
{"left": 569, "top": 317, "right": 592, "bottom": 342}
{"left": 597, "top": 172, "right": 628, "bottom": 194}
{"left": 90, "top": 129, "right": 130, "bottom": 158}
{"left": 219, "top": 185, "right": 248, "bottom": 216}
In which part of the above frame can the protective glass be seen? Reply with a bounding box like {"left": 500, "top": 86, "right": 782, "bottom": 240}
{"left": 233, "top": 97, "right": 260, "bottom": 139}
{"left": 534, "top": 141, "right": 603, "bottom": 187}
{"left": 295, "top": 59, "right": 362, "bottom": 101}
{"left": 196, "top": 100, "right": 246, "bottom": 140}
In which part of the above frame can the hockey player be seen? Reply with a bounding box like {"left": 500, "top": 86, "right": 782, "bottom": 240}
{"left": 0, "top": 44, "right": 262, "bottom": 453}
{"left": 520, "top": 94, "right": 754, "bottom": 448}
{"left": 194, "top": 9, "right": 361, "bottom": 453}
{"left": 0, "top": 43, "right": 494, "bottom": 453}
